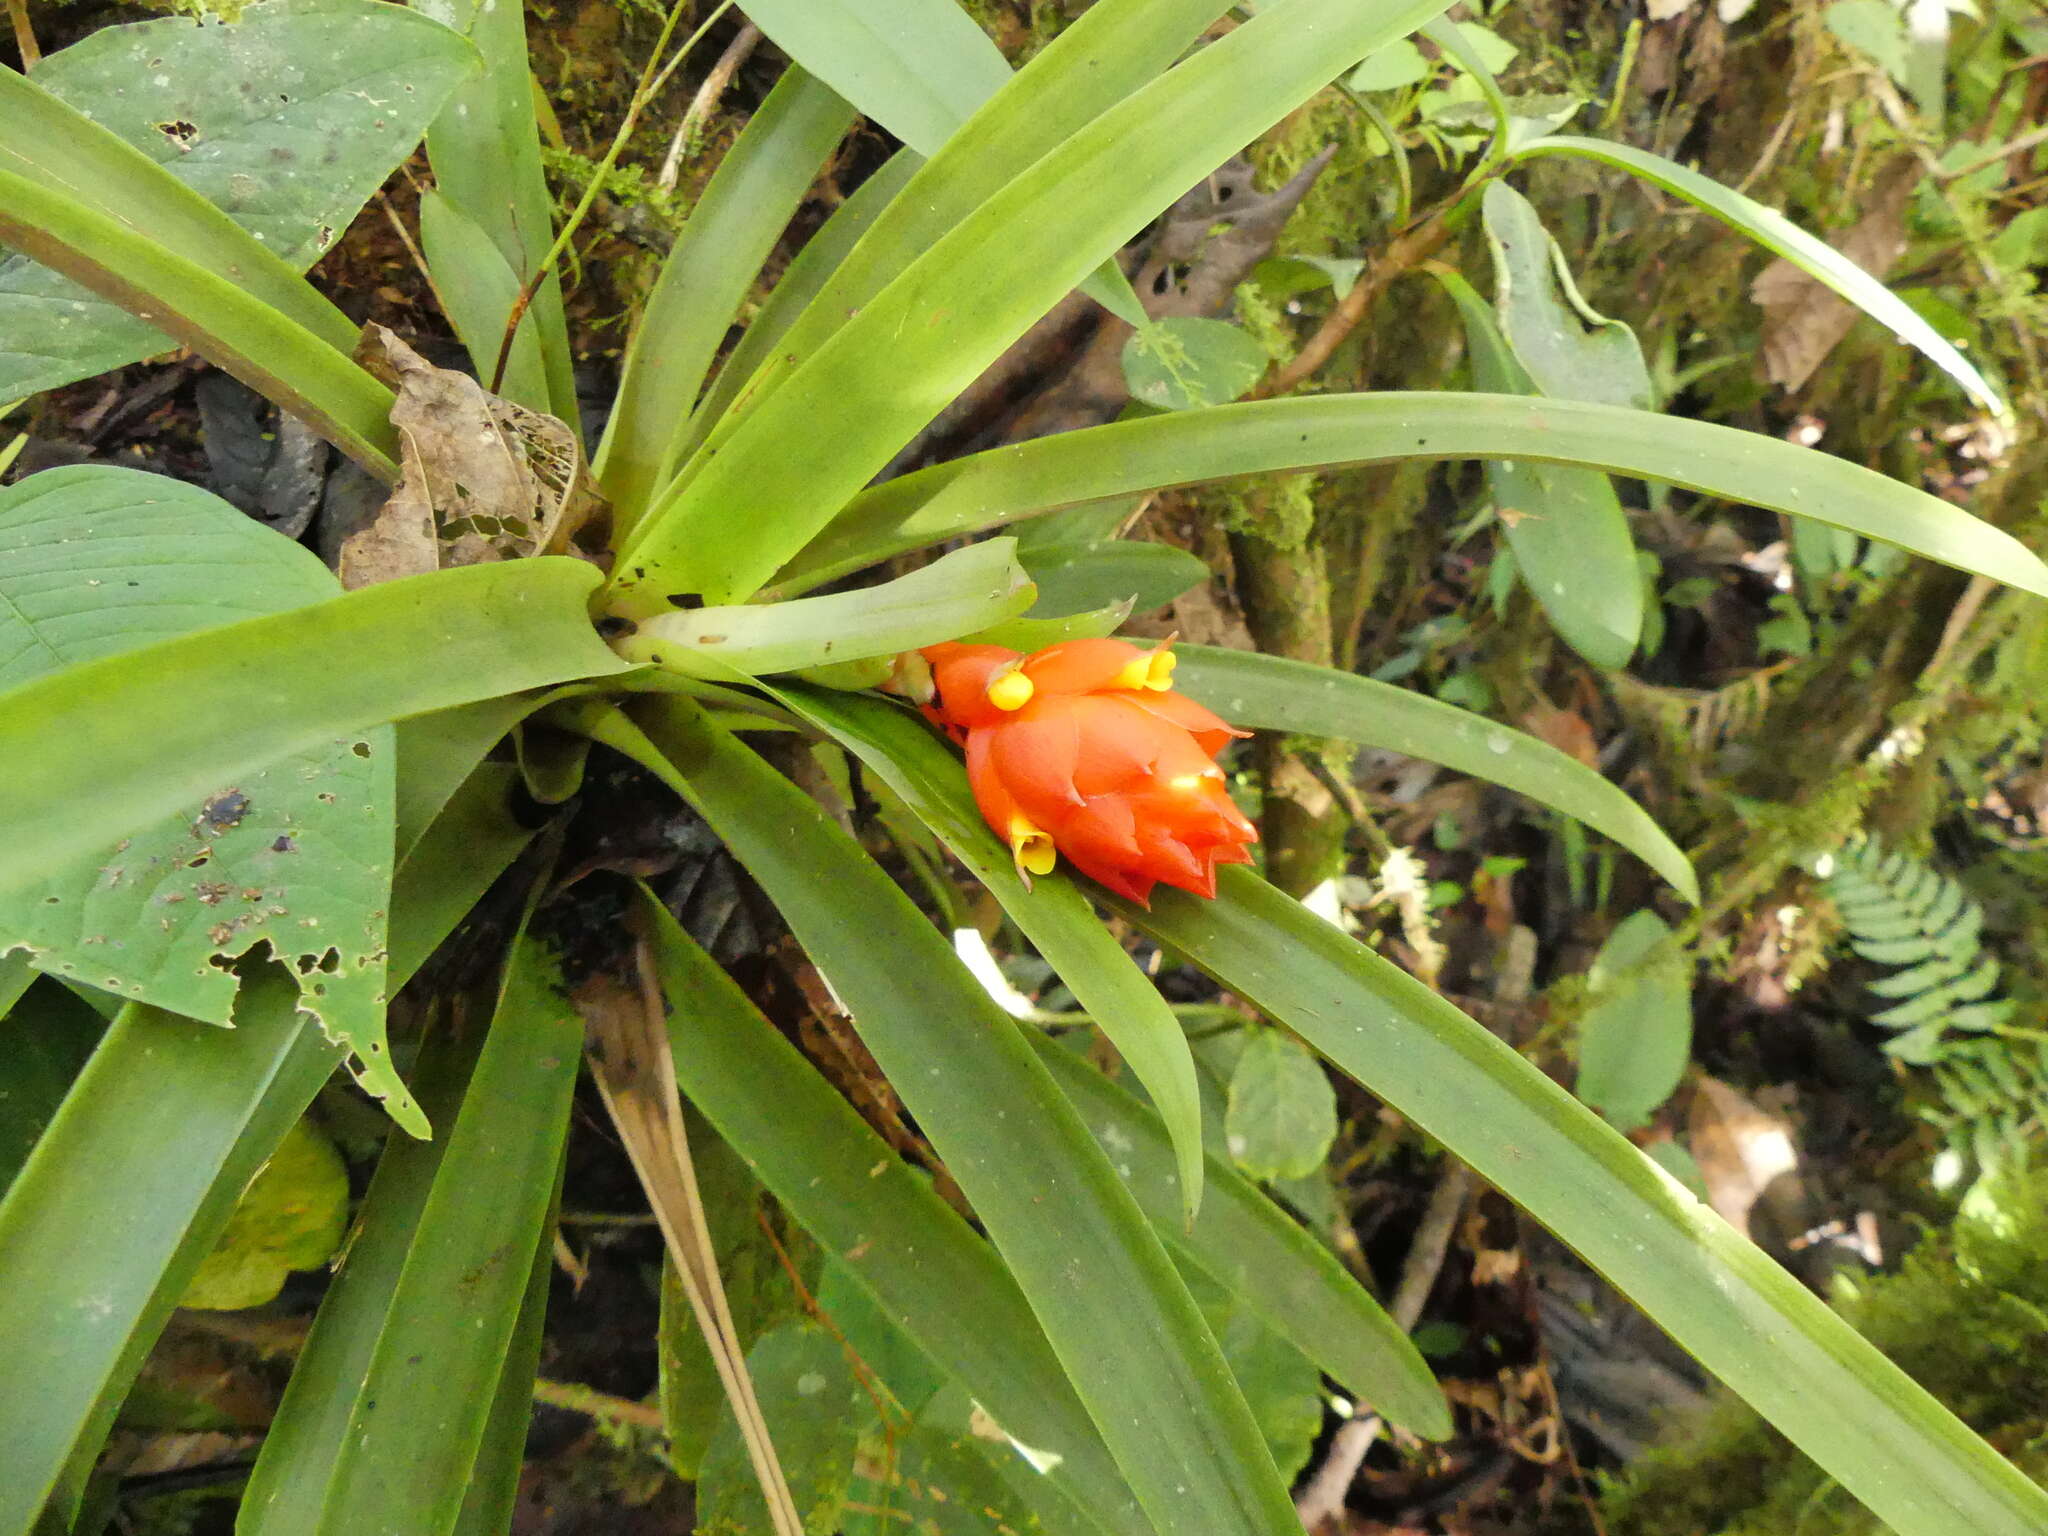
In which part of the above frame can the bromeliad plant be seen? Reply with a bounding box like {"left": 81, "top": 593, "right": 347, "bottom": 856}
{"left": 3, "top": 0, "right": 2048, "bottom": 1532}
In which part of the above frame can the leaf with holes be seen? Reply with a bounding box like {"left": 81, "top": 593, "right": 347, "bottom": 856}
{"left": 0, "top": 0, "right": 477, "bottom": 399}
{"left": 0, "top": 466, "right": 415, "bottom": 1134}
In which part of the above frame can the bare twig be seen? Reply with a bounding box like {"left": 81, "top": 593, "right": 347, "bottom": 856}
{"left": 1390, "top": 1164, "right": 1474, "bottom": 1333}
{"left": 1295, "top": 1164, "right": 1472, "bottom": 1530}
{"left": 5, "top": 0, "right": 38, "bottom": 69}
{"left": 171, "top": 1311, "right": 663, "bottom": 1432}
{"left": 1926, "top": 572, "right": 1997, "bottom": 681}
{"left": 375, "top": 191, "right": 454, "bottom": 320}
{"left": 1258, "top": 210, "right": 1455, "bottom": 397}
{"left": 658, "top": 22, "right": 761, "bottom": 194}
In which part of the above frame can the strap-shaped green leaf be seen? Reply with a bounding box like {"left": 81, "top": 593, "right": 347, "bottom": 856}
{"left": 594, "top": 697, "right": 1303, "bottom": 1536}
{"left": 0, "top": 164, "right": 399, "bottom": 475}
{"left": 418, "top": 190, "right": 553, "bottom": 415}
{"left": 0, "top": 558, "right": 627, "bottom": 889}
{"left": 241, "top": 927, "right": 580, "bottom": 1536}
{"left": 617, "top": 539, "right": 1034, "bottom": 680}
{"left": 1171, "top": 644, "right": 1697, "bottom": 903}
{"left": 607, "top": 0, "right": 1456, "bottom": 611}
{"left": 0, "top": 62, "right": 361, "bottom": 358}
{"left": 0, "top": 972, "right": 340, "bottom": 1533}
{"left": 773, "top": 393, "right": 2048, "bottom": 603}
{"left": 415, "top": 0, "right": 579, "bottom": 427}
{"left": 595, "top": 68, "right": 857, "bottom": 524}
{"left": 672, "top": 0, "right": 1225, "bottom": 472}
{"left": 1510, "top": 135, "right": 2002, "bottom": 413}
{"left": 0, "top": 4, "right": 479, "bottom": 400}
{"left": 1124, "top": 869, "right": 2048, "bottom": 1536}
{"left": 683, "top": 150, "right": 922, "bottom": 459}
{"left": 637, "top": 893, "right": 1149, "bottom": 1536}
{"left": 1029, "top": 1036, "right": 1449, "bottom": 1438}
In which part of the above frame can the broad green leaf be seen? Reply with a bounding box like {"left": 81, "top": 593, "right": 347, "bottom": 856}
{"left": 1180, "top": 1265, "right": 1323, "bottom": 1483}
{"left": 239, "top": 1027, "right": 480, "bottom": 1536}
{"left": 596, "top": 68, "right": 857, "bottom": 523}
{"left": 1435, "top": 267, "right": 1640, "bottom": 666}
{"left": 242, "top": 927, "right": 579, "bottom": 1536}
{"left": 844, "top": 1386, "right": 1060, "bottom": 1536}
{"left": 1509, "top": 135, "right": 2002, "bottom": 413}
{"left": 637, "top": 893, "right": 1152, "bottom": 1536}
{"left": 617, "top": 539, "right": 1035, "bottom": 679}
{"left": 1574, "top": 910, "right": 1692, "bottom": 1132}
{"left": 418, "top": 190, "right": 551, "bottom": 414}
{"left": 0, "top": 971, "right": 340, "bottom": 1533}
{"left": 0, "top": 555, "right": 628, "bottom": 890}
{"left": 608, "top": 0, "right": 1457, "bottom": 612}
{"left": 0, "top": 1, "right": 476, "bottom": 400}
{"left": 179, "top": 1118, "right": 349, "bottom": 1310}
{"left": 414, "top": 0, "right": 578, "bottom": 426}
{"left": 1481, "top": 182, "right": 1652, "bottom": 411}
{"left": 697, "top": 1323, "right": 868, "bottom": 1536}
{"left": 1126, "top": 869, "right": 2048, "bottom": 1536}
{"left": 782, "top": 686, "right": 1211, "bottom": 1227}
{"left": 0, "top": 466, "right": 410, "bottom": 1128}
{"left": 1030, "top": 1036, "right": 1449, "bottom": 1438}
{"left": 1348, "top": 39, "right": 1432, "bottom": 91}
{"left": 773, "top": 393, "right": 2048, "bottom": 605}
{"left": 1022, "top": 538, "right": 1212, "bottom": 618}
{"left": 1224, "top": 1027, "right": 1340, "bottom": 1182}
{"left": 0, "top": 980, "right": 105, "bottom": 1197}
{"left": 1826, "top": 0, "right": 1911, "bottom": 81}
{"left": 0, "top": 165, "right": 399, "bottom": 476}
{"left": 603, "top": 699, "right": 1302, "bottom": 1536}
{"left": 1122, "top": 316, "right": 1270, "bottom": 411}
{"left": 1171, "top": 645, "right": 1697, "bottom": 903}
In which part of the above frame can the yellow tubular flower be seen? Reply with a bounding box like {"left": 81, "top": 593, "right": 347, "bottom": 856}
{"left": 1007, "top": 814, "right": 1058, "bottom": 876}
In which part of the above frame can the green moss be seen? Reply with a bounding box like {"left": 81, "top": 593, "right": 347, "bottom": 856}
{"left": 1604, "top": 1167, "right": 2048, "bottom": 1535}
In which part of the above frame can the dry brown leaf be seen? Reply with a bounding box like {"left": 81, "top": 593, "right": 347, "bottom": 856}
{"left": 340, "top": 327, "right": 600, "bottom": 589}
{"left": 1516, "top": 703, "right": 1600, "bottom": 767}
{"left": 1751, "top": 157, "right": 1921, "bottom": 394}
{"left": 1685, "top": 1075, "right": 1809, "bottom": 1242}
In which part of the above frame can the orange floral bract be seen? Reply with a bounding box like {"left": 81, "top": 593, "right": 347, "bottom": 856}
{"left": 920, "top": 638, "right": 1258, "bottom": 905}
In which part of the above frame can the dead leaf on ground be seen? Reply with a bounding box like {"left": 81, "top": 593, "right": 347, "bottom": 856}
{"left": 1516, "top": 703, "right": 1600, "bottom": 767}
{"left": 340, "top": 327, "right": 602, "bottom": 589}
{"left": 1751, "top": 157, "right": 1921, "bottom": 394}
{"left": 1685, "top": 1074, "right": 1811, "bottom": 1244}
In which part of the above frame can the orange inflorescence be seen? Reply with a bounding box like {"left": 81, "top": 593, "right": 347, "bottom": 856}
{"left": 920, "top": 638, "right": 1259, "bottom": 906}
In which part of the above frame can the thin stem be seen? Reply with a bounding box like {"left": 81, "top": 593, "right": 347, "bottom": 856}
{"left": 658, "top": 21, "right": 761, "bottom": 194}
{"left": 488, "top": 0, "right": 734, "bottom": 394}
{"left": 5, "top": 0, "right": 38, "bottom": 68}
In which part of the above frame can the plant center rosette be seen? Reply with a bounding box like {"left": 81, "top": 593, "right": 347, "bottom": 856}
{"left": 917, "top": 638, "right": 1258, "bottom": 905}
